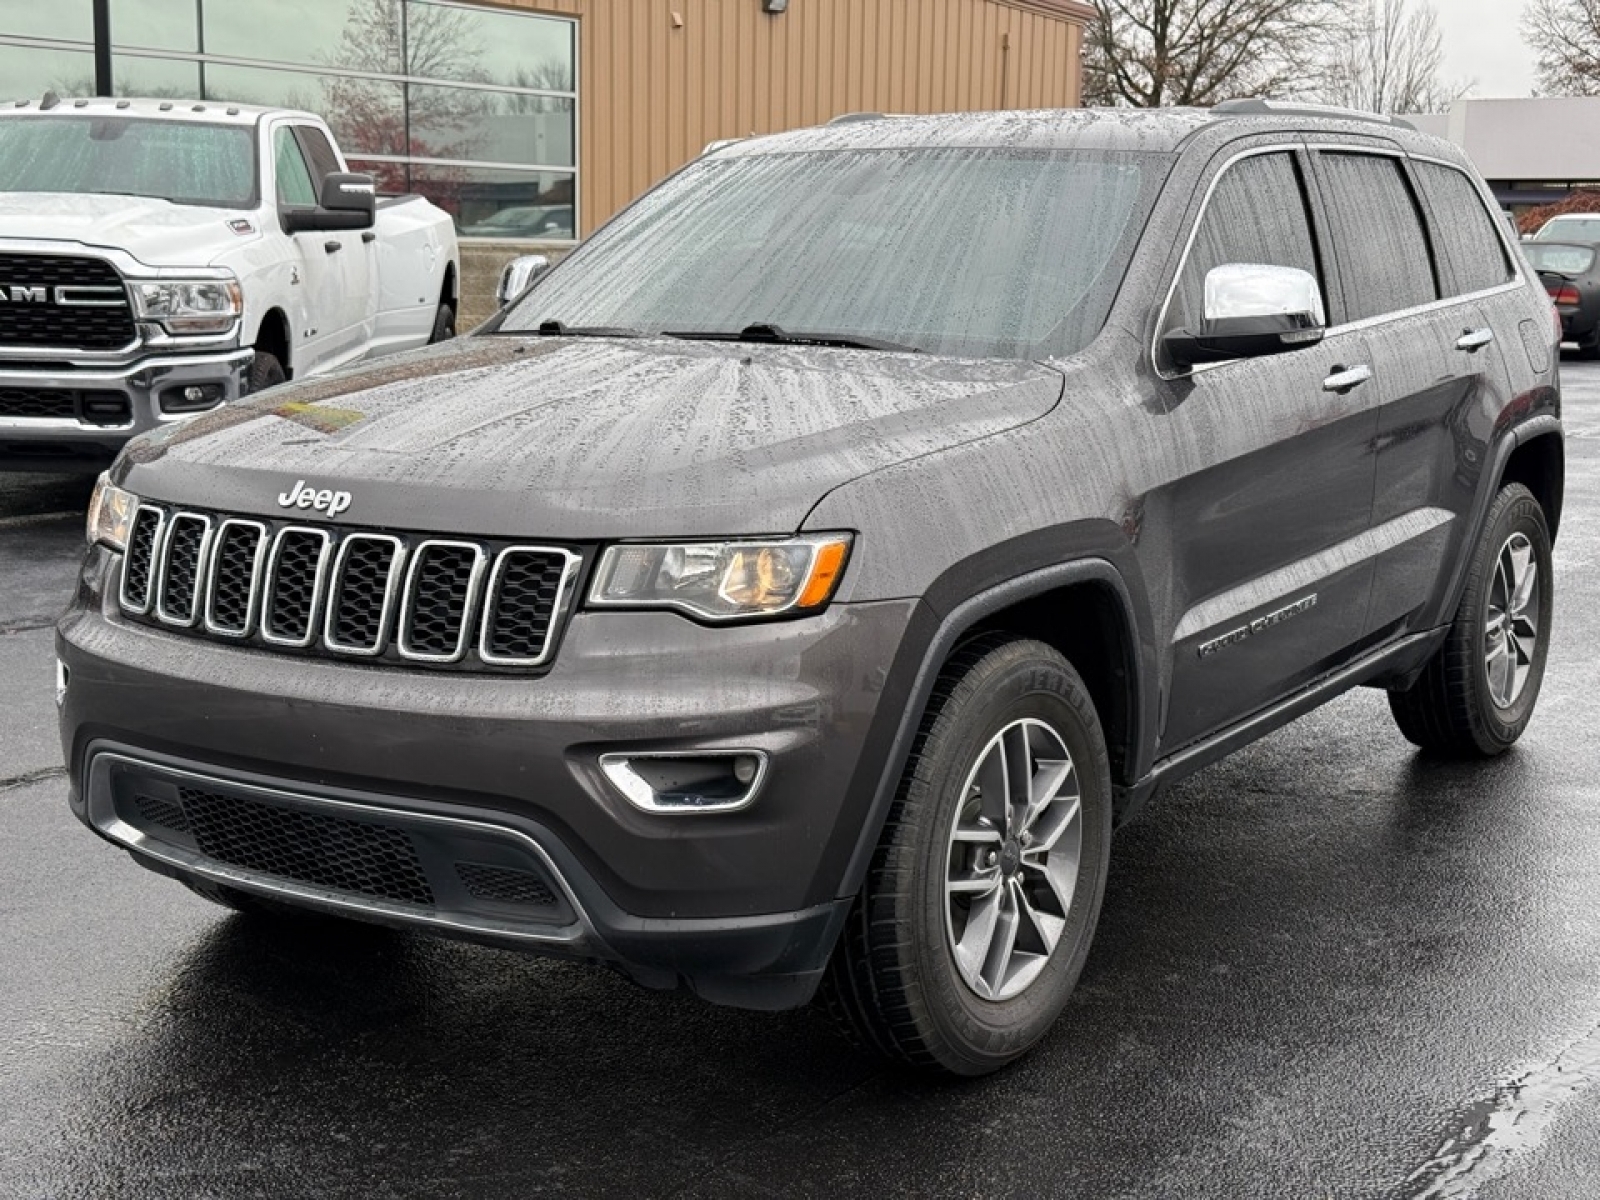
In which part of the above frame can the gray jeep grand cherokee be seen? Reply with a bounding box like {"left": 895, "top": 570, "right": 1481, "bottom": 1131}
{"left": 60, "top": 102, "right": 1563, "bottom": 1076}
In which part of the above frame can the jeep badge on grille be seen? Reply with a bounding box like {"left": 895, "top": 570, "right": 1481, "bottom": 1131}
{"left": 277, "top": 479, "right": 353, "bottom": 517}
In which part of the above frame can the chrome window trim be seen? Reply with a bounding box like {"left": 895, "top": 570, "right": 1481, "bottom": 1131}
{"left": 396, "top": 539, "right": 488, "bottom": 664}
{"left": 201, "top": 518, "right": 269, "bottom": 638}
{"left": 259, "top": 525, "right": 334, "bottom": 649}
{"left": 152, "top": 511, "right": 215, "bottom": 628}
{"left": 478, "top": 545, "right": 583, "bottom": 668}
{"left": 117, "top": 503, "right": 167, "bottom": 616}
{"left": 323, "top": 533, "right": 407, "bottom": 658}
{"left": 1152, "top": 139, "right": 1532, "bottom": 382}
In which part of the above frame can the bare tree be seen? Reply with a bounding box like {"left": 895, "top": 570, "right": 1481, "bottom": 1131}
{"left": 1082, "top": 0, "right": 1337, "bottom": 107}
{"left": 1523, "top": 0, "right": 1600, "bottom": 96}
{"left": 1316, "top": 0, "right": 1463, "bottom": 114}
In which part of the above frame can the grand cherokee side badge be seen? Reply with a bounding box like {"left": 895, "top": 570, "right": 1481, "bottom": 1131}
{"left": 1198, "top": 594, "right": 1318, "bottom": 659}
{"left": 277, "top": 479, "right": 353, "bottom": 517}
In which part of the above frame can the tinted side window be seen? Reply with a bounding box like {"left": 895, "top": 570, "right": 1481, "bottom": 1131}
{"left": 1318, "top": 153, "right": 1438, "bottom": 322}
{"left": 1169, "top": 152, "right": 1323, "bottom": 337}
{"left": 294, "top": 126, "right": 341, "bottom": 184}
{"left": 1412, "top": 160, "right": 1514, "bottom": 296}
{"left": 273, "top": 126, "right": 316, "bottom": 206}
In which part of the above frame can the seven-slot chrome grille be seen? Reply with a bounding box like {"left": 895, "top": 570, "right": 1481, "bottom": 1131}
{"left": 119, "top": 504, "right": 582, "bottom": 671}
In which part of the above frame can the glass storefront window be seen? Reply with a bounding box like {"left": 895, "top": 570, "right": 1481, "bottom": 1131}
{"left": 405, "top": 0, "right": 573, "bottom": 89}
{"left": 112, "top": 54, "right": 201, "bottom": 98}
{"left": 407, "top": 86, "right": 572, "bottom": 168}
{"left": 201, "top": 0, "right": 403, "bottom": 75}
{"left": 203, "top": 64, "right": 406, "bottom": 158}
{"left": 0, "top": 0, "right": 94, "bottom": 44}
{"left": 0, "top": 44, "right": 97, "bottom": 99}
{"left": 408, "top": 164, "right": 575, "bottom": 240}
{"left": 109, "top": 0, "right": 198, "bottom": 53}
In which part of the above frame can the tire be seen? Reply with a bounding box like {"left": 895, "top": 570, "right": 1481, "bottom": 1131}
{"left": 823, "top": 636, "right": 1113, "bottom": 1076}
{"left": 429, "top": 300, "right": 456, "bottom": 344}
{"left": 246, "top": 349, "right": 287, "bottom": 395}
{"left": 1388, "top": 482, "right": 1553, "bottom": 756}
{"left": 1575, "top": 331, "right": 1600, "bottom": 361}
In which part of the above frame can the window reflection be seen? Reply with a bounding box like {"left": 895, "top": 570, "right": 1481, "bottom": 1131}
{"left": 0, "top": 44, "right": 96, "bottom": 98}
{"left": 408, "top": 164, "right": 575, "bottom": 240}
{"left": 201, "top": 0, "right": 403, "bottom": 75}
{"left": 112, "top": 54, "right": 200, "bottom": 97}
{"left": 109, "top": 0, "right": 198, "bottom": 53}
{"left": 203, "top": 64, "right": 406, "bottom": 158}
{"left": 408, "top": 86, "right": 573, "bottom": 167}
{"left": 405, "top": 0, "right": 573, "bottom": 87}
{"left": 0, "top": 0, "right": 94, "bottom": 44}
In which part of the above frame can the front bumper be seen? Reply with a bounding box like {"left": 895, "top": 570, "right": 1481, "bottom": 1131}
{"left": 0, "top": 348, "right": 252, "bottom": 472}
{"left": 58, "top": 549, "right": 921, "bottom": 1008}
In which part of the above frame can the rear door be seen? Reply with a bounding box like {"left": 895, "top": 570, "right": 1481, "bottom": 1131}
{"left": 1305, "top": 147, "right": 1517, "bottom": 641}
{"left": 1150, "top": 145, "right": 1382, "bottom": 753}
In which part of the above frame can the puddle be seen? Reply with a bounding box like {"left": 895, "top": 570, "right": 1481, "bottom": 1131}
{"left": 1401, "top": 1022, "right": 1600, "bottom": 1198}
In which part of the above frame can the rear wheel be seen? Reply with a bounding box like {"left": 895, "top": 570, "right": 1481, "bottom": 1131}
{"left": 1575, "top": 331, "right": 1600, "bottom": 361}
{"left": 1388, "top": 483, "right": 1553, "bottom": 756}
{"left": 824, "top": 637, "right": 1112, "bottom": 1076}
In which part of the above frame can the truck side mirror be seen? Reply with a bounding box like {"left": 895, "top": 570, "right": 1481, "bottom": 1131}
{"left": 320, "top": 172, "right": 376, "bottom": 220}
{"left": 496, "top": 254, "right": 552, "bottom": 308}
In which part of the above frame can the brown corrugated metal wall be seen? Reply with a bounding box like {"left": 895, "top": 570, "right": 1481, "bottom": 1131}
{"left": 493, "top": 0, "right": 1089, "bottom": 236}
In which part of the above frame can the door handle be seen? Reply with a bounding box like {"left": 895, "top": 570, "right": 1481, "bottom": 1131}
{"left": 324, "top": 239, "right": 343, "bottom": 254}
{"left": 361, "top": 231, "right": 377, "bottom": 244}
{"left": 1322, "top": 364, "right": 1373, "bottom": 395}
{"left": 1456, "top": 328, "right": 1494, "bottom": 352}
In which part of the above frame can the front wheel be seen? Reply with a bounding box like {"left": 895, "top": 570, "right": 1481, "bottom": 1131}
{"left": 1388, "top": 482, "right": 1553, "bottom": 756}
{"left": 246, "top": 349, "right": 287, "bottom": 395}
{"left": 429, "top": 301, "right": 456, "bottom": 344}
{"left": 823, "top": 637, "right": 1112, "bottom": 1076}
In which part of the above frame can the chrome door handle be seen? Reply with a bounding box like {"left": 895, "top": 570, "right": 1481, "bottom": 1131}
{"left": 1322, "top": 364, "right": 1373, "bottom": 394}
{"left": 1456, "top": 328, "right": 1494, "bottom": 352}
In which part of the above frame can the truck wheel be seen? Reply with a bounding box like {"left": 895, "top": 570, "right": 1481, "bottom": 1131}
{"left": 823, "top": 636, "right": 1112, "bottom": 1076}
{"left": 247, "top": 350, "right": 287, "bottom": 394}
{"left": 1388, "top": 483, "right": 1553, "bottom": 756}
{"left": 430, "top": 301, "right": 456, "bottom": 343}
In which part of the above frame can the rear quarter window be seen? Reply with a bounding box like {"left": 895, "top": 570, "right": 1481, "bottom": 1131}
{"left": 1412, "top": 160, "right": 1514, "bottom": 296}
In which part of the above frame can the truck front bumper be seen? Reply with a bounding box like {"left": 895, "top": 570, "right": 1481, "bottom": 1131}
{"left": 0, "top": 348, "right": 253, "bottom": 472}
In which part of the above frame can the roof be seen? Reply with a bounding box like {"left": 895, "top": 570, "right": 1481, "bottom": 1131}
{"left": 724, "top": 104, "right": 1455, "bottom": 159}
{"left": 1, "top": 94, "right": 309, "bottom": 126}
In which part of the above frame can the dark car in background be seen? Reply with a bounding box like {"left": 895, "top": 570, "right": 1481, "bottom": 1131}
{"left": 460, "top": 203, "right": 575, "bottom": 240}
{"left": 1524, "top": 241, "right": 1600, "bottom": 357}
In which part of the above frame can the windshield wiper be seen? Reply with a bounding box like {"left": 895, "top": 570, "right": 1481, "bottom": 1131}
{"left": 529, "top": 319, "right": 644, "bottom": 338}
{"left": 662, "top": 323, "right": 921, "bottom": 354}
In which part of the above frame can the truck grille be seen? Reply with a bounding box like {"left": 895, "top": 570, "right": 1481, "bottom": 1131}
{"left": 119, "top": 504, "right": 582, "bottom": 671}
{"left": 0, "top": 253, "right": 135, "bottom": 351}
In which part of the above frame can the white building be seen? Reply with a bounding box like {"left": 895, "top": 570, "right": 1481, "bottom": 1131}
{"left": 1408, "top": 98, "right": 1600, "bottom": 210}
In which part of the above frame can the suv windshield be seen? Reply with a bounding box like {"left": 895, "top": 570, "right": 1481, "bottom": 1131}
{"left": 0, "top": 116, "right": 257, "bottom": 209}
{"left": 501, "top": 147, "right": 1166, "bottom": 359}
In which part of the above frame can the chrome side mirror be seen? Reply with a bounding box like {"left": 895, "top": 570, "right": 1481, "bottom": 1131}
{"left": 496, "top": 254, "right": 552, "bottom": 308}
{"left": 1165, "top": 263, "right": 1327, "bottom": 368}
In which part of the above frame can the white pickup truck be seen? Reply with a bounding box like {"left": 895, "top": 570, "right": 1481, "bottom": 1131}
{"left": 0, "top": 94, "right": 459, "bottom": 472}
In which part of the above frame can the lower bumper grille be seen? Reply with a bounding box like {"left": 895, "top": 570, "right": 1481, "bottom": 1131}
{"left": 0, "top": 387, "right": 131, "bottom": 425}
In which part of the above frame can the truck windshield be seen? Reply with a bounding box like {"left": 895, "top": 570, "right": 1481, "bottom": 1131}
{"left": 0, "top": 116, "right": 257, "bottom": 209}
{"left": 500, "top": 147, "right": 1166, "bottom": 360}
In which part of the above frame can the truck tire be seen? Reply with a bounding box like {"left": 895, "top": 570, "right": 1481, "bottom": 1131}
{"left": 823, "top": 636, "right": 1112, "bottom": 1076}
{"left": 1388, "top": 483, "right": 1553, "bottom": 756}
{"left": 247, "top": 349, "right": 287, "bottom": 394}
{"left": 430, "top": 301, "right": 456, "bottom": 343}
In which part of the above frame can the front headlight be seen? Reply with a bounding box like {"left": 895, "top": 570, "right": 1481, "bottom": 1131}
{"left": 86, "top": 473, "right": 138, "bottom": 551}
{"left": 590, "top": 534, "right": 852, "bottom": 620}
{"left": 130, "top": 278, "right": 243, "bottom": 335}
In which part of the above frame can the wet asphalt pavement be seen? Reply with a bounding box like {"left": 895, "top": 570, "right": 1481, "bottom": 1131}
{"left": 3, "top": 366, "right": 1600, "bottom": 1199}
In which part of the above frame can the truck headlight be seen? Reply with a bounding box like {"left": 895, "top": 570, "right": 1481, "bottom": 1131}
{"left": 86, "top": 473, "right": 138, "bottom": 551}
{"left": 130, "top": 278, "right": 243, "bottom": 335}
{"left": 590, "top": 534, "right": 852, "bottom": 620}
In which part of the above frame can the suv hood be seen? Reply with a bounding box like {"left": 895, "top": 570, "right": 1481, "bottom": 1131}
{"left": 0, "top": 193, "right": 251, "bottom": 267}
{"left": 118, "top": 335, "right": 1064, "bottom": 539}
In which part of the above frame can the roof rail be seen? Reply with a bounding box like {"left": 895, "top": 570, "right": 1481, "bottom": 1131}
{"left": 828, "top": 112, "right": 886, "bottom": 125}
{"left": 1211, "top": 97, "right": 1417, "bottom": 133}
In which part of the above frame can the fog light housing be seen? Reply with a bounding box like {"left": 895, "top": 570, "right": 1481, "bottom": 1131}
{"left": 160, "top": 382, "right": 225, "bottom": 414}
{"left": 600, "top": 751, "right": 769, "bottom": 814}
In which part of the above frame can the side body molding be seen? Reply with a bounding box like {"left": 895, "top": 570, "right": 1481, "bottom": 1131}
{"left": 836, "top": 557, "right": 1154, "bottom": 903}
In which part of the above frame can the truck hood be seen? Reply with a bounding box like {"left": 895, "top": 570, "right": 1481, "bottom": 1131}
{"left": 0, "top": 193, "right": 252, "bottom": 268}
{"left": 118, "top": 335, "right": 1064, "bottom": 539}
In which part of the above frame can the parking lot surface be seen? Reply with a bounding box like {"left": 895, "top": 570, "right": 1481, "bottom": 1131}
{"left": 4, "top": 364, "right": 1600, "bottom": 1198}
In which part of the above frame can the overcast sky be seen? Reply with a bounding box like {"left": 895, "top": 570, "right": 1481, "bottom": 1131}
{"left": 1435, "top": 0, "right": 1537, "bottom": 98}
